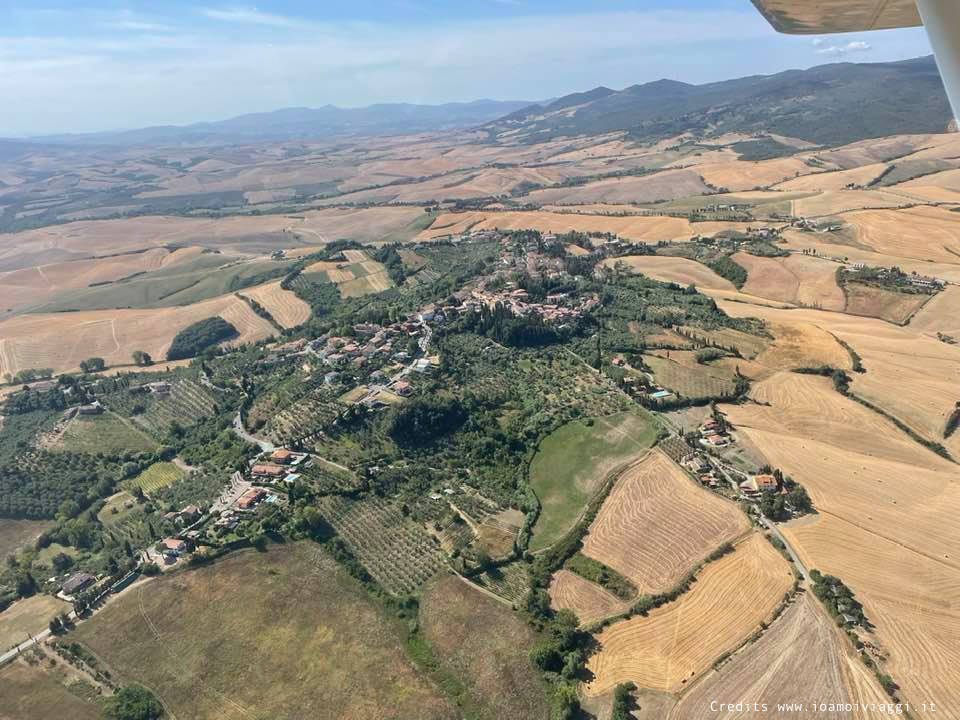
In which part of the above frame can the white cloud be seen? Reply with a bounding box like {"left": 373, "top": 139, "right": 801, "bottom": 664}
{"left": 815, "top": 39, "right": 873, "bottom": 56}
{"left": 105, "top": 20, "right": 175, "bottom": 32}
{"left": 199, "top": 6, "right": 308, "bottom": 28}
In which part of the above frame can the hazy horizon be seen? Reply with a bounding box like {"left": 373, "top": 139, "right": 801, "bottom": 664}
{"left": 1, "top": 1, "right": 934, "bottom": 137}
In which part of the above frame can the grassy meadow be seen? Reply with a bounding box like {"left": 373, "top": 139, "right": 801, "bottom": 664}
{"left": 529, "top": 411, "right": 658, "bottom": 551}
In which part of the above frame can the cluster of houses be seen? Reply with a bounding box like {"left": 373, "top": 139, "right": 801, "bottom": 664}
{"left": 906, "top": 275, "right": 945, "bottom": 290}
{"left": 250, "top": 448, "right": 308, "bottom": 484}
{"left": 681, "top": 453, "right": 722, "bottom": 490}
{"left": 308, "top": 316, "right": 430, "bottom": 370}
{"left": 162, "top": 504, "right": 201, "bottom": 526}
{"left": 738, "top": 473, "right": 779, "bottom": 498}
{"left": 139, "top": 448, "right": 307, "bottom": 567}
{"left": 698, "top": 418, "right": 732, "bottom": 448}
{"left": 609, "top": 362, "right": 675, "bottom": 404}
{"left": 842, "top": 264, "right": 946, "bottom": 291}
{"left": 458, "top": 287, "right": 600, "bottom": 324}
{"left": 792, "top": 217, "right": 841, "bottom": 233}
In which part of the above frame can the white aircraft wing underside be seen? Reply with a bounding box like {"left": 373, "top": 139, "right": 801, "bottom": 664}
{"left": 751, "top": 0, "right": 921, "bottom": 34}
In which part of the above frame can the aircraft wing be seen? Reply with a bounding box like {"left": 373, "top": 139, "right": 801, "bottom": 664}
{"left": 751, "top": 0, "right": 922, "bottom": 34}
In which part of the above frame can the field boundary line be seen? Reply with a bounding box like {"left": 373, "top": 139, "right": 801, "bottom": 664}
{"left": 530, "top": 449, "right": 653, "bottom": 558}
{"left": 669, "top": 587, "right": 802, "bottom": 707}
{"left": 454, "top": 572, "right": 515, "bottom": 608}
{"left": 815, "top": 507, "right": 960, "bottom": 574}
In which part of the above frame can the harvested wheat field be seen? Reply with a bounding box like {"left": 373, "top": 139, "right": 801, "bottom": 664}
{"left": 747, "top": 318, "right": 850, "bottom": 371}
{"left": 339, "top": 268, "right": 392, "bottom": 297}
{"left": 734, "top": 252, "right": 846, "bottom": 311}
{"left": 0, "top": 293, "right": 276, "bottom": 376}
{"left": 0, "top": 207, "right": 425, "bottom": 272}
{"left": 910, "top": 285, "right": 960, "bottom": 339}
{"left": 843, "top": 206, "right": 960, "bottom": 264}
{"left": 585, "top": 533, "right": 793, "bottom": 696}
{"left": 842, "top": 283, "right": 932, "bottom": 324}
{"left": 779, "top": 229, "right": 960, "bottom": 284}
{"left": 601, "top": 255, "right": 734, "bottom": 291}
{"left": 728, "top": 419, "right": 960, "bottom": 564}
{"left": 581, "top": 450, "right": 749, "bottom": 594}
{"left": 697, "top": 158, "right": 817, "bottom": 191}
{"left": 419, "top": 211, "right": 698, "bottom": 243}
{"left": 670, "top": 593, "right": 887, "bottom": 720}
{"left": 775, "top": 163, "right": 888, "bottom": 191}
{"left": 239, "top": 281, "right": 311, "bottom": 328}
{"left": 526, "top": 168, "right": 711, "bottom": 205}
{"left": 729, "top": 372, "right": 950, "bottom": 471}
{"left": 0, "top": 247, "right": 173, "bottom": 312}
{"left": 306, "top": 260, "right": 355, "bottom": 283}
{"left": 548, "top": 569, "right": 628, "bottom": 627}
{"left": 717, "top": 302, "right": 960, "bottom": 456}
{"left": 816, "top": 134, "right": 947, "bottom": 169}
{"left": 896, "top": 166, "right": 960, "bottom": 193}
{"left": 791, "top": 189, "right": 910, "bottom": 217}
{"left": 888, "top": 182, "right": 960, "bottom": 203}
{"left": 783, "top": 514, "right": 960, "bottom": 718}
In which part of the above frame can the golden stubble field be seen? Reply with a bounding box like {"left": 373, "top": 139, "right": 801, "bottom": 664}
{"left": 714, "top": 290, "right": 960, "bottom": 716}
{"left": 238, "top": 280, "right": 311, "bottom": 328}
{"left": 580, "top": 450, "right": 749, "bottom": 595}
{"left": 841, "top": 206, "right": 960, "bottom": 264}
{"left": 670, "top": 593, "right": 888, "bottom": 720}
{"left": 548, "top": 569, "right": 629, "bottom": 627}
{"left": 584, "top": 533, "right": 793, "bottom": 696}
{"left": 0, "top": 247, "right": 175, "bottom": 312}
{"left": 418, "top": 210, "right": 696, "bottom": 243}
{"left": 734, "top": 252, "right": 846, "bottom": 311}
{"left": 718, "top": 300, "right": 960, "bottom": 457}
{"left": 0, "top": 292, "right": 276, "bottom": 376}
{"left": 0, "top": 206, "right": 425, "bottom": 273}
{"left": 783, "top": 515, "right": 960, "bottom": 719}
{"left": 600, "top": 255, "right": 735, "bottom": 291}
{"left": 696, "top": 158, "right": 819, "bottom": 191}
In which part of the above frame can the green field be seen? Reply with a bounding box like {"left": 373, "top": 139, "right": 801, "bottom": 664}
{"left": 30, "top": 256, "right": 294, "bottom": 312}
{"left": 420, "top": 575, "right": 550, "bottom": 720}
{"left": 124, "top": 462, "right": 185, "bottom": 494}
{"left": 529, "top": 411, "right": 658, "bottom": 551}
{"left": 0, "top": 660, "right": 100, "bottom": 720}
{"left": 72, "top": 544, "right": 457, "bottom": 720}
{"left": 57, "top": 412, "right": 159, "bottom": 455}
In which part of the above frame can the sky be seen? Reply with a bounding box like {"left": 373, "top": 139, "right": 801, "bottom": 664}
{"left": 0, "top": 0, "right": 934, "bottom": 136}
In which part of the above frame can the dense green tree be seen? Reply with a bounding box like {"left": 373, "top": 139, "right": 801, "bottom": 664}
{"left": 102, "top": 685, "right": 164, "bottom": 720}
{"left": 131, "top": 351, "right": 153, "bottom": 367}
{"left": 79, "top": 358, "right": 106, "bottom": 373}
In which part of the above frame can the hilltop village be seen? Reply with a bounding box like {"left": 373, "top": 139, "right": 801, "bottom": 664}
{"left": 2, "top": 122, "right": 960, "bottom": 718}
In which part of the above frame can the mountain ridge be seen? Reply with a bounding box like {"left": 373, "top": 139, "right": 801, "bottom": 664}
{"left": 487, "top": 55, "right": 952, "bottom": 146}
{"left": 24, "top": 99, "right": 539, "bottom": 147}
